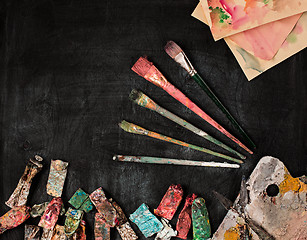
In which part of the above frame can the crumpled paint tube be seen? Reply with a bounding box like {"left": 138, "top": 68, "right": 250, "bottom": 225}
{"left": 38, "top": 197, "right": 63, "bottom": 230}
{"left": 51, "top": 225, "right": 66, "bottom": 240}
{"left": 41, "top": 228, "right": 55, "bottom": 240}
{"left": 176, "top": 194, "right": 197, "bottom": 239}
{"left": 109, "top": 198, "right": 138, "bottom": 240}
{"left": 0, "top": 205, "right": 30, "bottom": 234}
{"left": 72, "top": 220, "right": 86, "bottom": 240}
{"left": 69, "top": 189, "right": 88, "bottom": 209}
{"left": 129, "top": 203, "right": 164, "bottom": 238}
{"left": 109, "top": 199, "right": 127, "bottom": 225}
{"left": 117, "top": 222, "right": 138, "bottom": 240}
{"left": 155, "top": 218, "right": 177, "bottom": 240}
{"left": 24, "top": 225, "right": 40, "bottom": 240}
{"left": 154, "top": 184, "right": 183, "bottom": 220}
{"left": 95, "top": 213, "right": 110, "bottom": 240}
{"left": 31, "top": 202, "right": 65, "bottom": 218}
{"left": 5, "top": 155, "right": 43, "bottom": 208}
{"left": 64, "top": 208, "right": 84, "bottom": 237}
{"left": 46, "top": 159, "right": 69, "bottom": 197}
{"left": 89, "top": 187, "right": 117, "bottom": 227}
{"left": 79, "top": 197, "right": 94, "bottom": 213}
{"left": 192, "top": 197, "right": 211, "bottom": 240}
{"left": 68, "top": 188, "right": 94, "bottom": 213}
{"left": 31, "top": 202, "right": 49, "bottom": 218}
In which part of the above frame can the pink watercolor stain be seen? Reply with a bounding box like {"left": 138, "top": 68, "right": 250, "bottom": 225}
{"left": 229, "top": 13, "right": 301, "bottom": 60}
{"left": 218, "top": 0, "right": 271, "bottom": 29}
{"left": 219, "top": 0, "right": 252, "bottom": 29}
{"left": 293, "top": 24, "right": 303, "bottom": 34}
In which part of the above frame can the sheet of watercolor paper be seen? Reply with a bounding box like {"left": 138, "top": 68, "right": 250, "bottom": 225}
{"left": 228, "top": 14, "right": 301, "bottom": 60}
{"left": 200, "top": 0, "right": 307, "bottom": 40}
{"left": 192, "top": 3, "right": 307, "bottom": 80}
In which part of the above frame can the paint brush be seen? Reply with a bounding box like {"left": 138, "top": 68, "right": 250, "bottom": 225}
{"left": 129, "top": 89, "right": 245, "bottom": 160}
{"left": 119, "top": 120, "right": 243, "bottom": 164}
{"left": 131, "top": 57, "right": 253, "bottom": 155}
{"left": 164, "top": 41, "right": 256, "bottom": 150}
{"left": 113, "top": 155, "right": 240, "bottom": 168}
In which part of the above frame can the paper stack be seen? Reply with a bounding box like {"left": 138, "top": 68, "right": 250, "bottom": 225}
{"left": 192, "top": 0, "right": 307, "bottom": 80}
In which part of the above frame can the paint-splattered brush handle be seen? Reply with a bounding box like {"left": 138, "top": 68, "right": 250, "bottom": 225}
{"left": 130, "top": 90, "right": 245, "bottom": 159}
{"left": 155, "top": 105, "right": 246, "bottom": 160}
{"left": 192, "top": 73, "right": 256, "bottom": 149}
{"left": 162, "top": 82, "right": 253, "bottom": 154}
{"left": 147, "top": 130, "right": 243, "bottom": 163}
{"left": 113, "top": 155, "right": 240, "bottom": 168}
{"left": 119, "top": 121, "right": 243, "bottom": 163}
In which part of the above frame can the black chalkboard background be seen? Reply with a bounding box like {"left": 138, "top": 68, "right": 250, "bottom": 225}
{"left": 0, "top": 0, "right": 306, "bottom": 239}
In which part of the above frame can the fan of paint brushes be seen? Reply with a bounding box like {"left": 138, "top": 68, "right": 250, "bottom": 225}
{"left": 129, "top": 89, "right": 245, "bottom": 160}
{"left": 164, "top": 40, "right": 256, "bottom": 150}
{"left": 131, "top": 56, "right": 253, "bottom": 155}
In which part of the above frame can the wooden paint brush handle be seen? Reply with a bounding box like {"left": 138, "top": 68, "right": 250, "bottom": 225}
{"left": 192, "top": 73, "right": 256, "bottom": 149}
{"left": 119, "top": 121, "right": 243, "bottom": 163}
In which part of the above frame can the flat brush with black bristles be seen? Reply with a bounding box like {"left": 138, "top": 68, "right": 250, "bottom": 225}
{"left": 129, "top": 89, "right": 246, "bottom": 159}
{"left": 164, "top": 41, "right": 256, "bottom": 150}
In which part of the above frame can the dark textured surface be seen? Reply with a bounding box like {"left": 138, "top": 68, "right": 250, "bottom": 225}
{"left": 0, "top": 0, "right": 306, "bottom": 239}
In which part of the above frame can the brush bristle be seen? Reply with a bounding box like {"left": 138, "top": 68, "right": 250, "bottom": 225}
{"left": 119, "top": 120, "right": 131, "bottom": 131}
{"left": 164, "top": 41, "right": 182, "bottom": 59}
{"left": 129, "top": 89, "right": 142, "bottom": 102}
{"left": 131, "top": 57, "right": 153, "bottom": 77}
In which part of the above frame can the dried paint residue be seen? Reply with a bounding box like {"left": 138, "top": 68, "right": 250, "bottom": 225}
{"left": 209, "top": 0, "right": 269, "bottom": 31}
{"left": 176, "top": 194, "right": 197, "bottom": 239}
{"left": 229, "top": 14, "right": 301, "bottom": 60}
{"left": 130, "top": 203, "right": 163, "bottom": 238}
{"left": 6, "top": 156, "right": 43, "bottom": 208}
{"left": 89, "top": 187, "right": 117, "bottom": 227}
{"left": 209, "top": 6, "right": 231, "bottom": 24}
{"left": 64, "top": 208, "right": 84, "bottom": 237}
{"left": 0, "top": 205, "right": 31, "bottom": 234}
{"left": 224, "top": 223, "right": 251, "bottom": 240}
{"left": 224, "top": 226, "right": 240, "bottom": 240}
{"left": 272, "top": 0, "right": 302, "bottom": 11}
{"left": 279, "top": 168, "right": 307, "bottom": 196}
{"left": 94, "top": 213, "right": 110, "bottom": 240}
{"left": 192, "top": 198, "right": 211, "bottom": 240}
{"left": 38, "top": 197, "right": 63, "bottom": 230}
{"left": 282, "top": 22, "right": 304, "bottom": 47}
{"left": 25, "top": 225, "right": 40, "bottom": 240}
{"left": 51, "top": 225, "right": 66, "bottom": 240}
{"left": 46, "top": 159, "right": 68, "bottom": 197}
{"left": 236, "top": 47, "right": 263, "bottom": 72}
{"left": 154, "top": 184, "right": 183, "bottom": 220}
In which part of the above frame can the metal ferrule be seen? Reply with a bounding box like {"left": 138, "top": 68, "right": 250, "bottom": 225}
{"left": 174, "top": 51, "right": 197, "bottom": 76}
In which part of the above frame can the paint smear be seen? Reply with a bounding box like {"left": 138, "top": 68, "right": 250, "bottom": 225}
{"left": 236, "top": 47, "right": 263, "bottom": 72}
{"left": 224, "top": 226, "right": 240, "bottom": 239}
{"left": 203, "top": 0, "right": 307, "bottom": 40}
{"left": 229, "top": 13, "right": 301, "bottom": 60}
{"left": 272, "top": 0, "right": 301, "bottom": 11}
{"left": 282, "top": 22, "right": 304, "bottom": 48}
{"left": 279, "top": 168, "right": 307, "bottom": 196}
{"left": 154, "top": 184, "right": 183, "bottom": 220}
